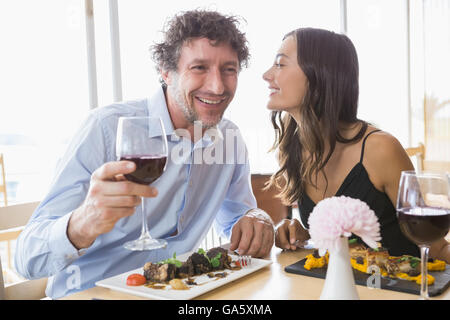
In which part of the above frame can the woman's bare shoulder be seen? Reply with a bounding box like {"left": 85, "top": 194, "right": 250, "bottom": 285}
{"left": 362, "top": 128, "right": 414, "bottom": 190}
{"left": 364, "top": 129, "right": 408, "bottom": 162}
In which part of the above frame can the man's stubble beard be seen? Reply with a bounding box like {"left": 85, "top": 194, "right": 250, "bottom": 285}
{"left": 168, "top": 73, "right": 226, "bottom": 130}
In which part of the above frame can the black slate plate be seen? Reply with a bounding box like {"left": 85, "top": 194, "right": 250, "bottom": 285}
{"left": 285, "top": 258, "right": 450, "bottom": 297}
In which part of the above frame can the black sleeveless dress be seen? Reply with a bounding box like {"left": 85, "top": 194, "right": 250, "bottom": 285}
{"left": 298, "top": 130, "right": 420, "bottom": 257}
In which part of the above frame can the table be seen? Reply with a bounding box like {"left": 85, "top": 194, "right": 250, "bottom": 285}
{"left": 62, "top": 246, "right": 449, "bottom": 300}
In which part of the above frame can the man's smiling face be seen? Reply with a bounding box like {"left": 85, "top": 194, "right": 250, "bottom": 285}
{"left": 164, "top": 37, "right": 239, "bottom": 129}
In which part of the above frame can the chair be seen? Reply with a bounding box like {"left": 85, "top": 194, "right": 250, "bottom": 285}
{"left": 0, "top": 154, "right": 7, "bottom": 206}
{"left": 250, "top": 174, "right": 292, "bottom": 225}
{"left": 406, "top": 143, "right": 425, "bottom": 171}
{"left": 0, "top": 153, "right": 15, "bottom": 279}
{"left": 0, "top": 201, "right": 47, "bottom": 300}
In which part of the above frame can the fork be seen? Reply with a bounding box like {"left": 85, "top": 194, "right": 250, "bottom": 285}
{"left": 237, "top": 255, "right": 251, "bottom": 267}
{"left": 232, "top": 251, "right": 251, "bottom": 267}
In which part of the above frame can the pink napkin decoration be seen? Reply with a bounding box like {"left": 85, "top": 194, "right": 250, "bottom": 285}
{"left": 308, "top": 196, "right": 381, "bottom": 256}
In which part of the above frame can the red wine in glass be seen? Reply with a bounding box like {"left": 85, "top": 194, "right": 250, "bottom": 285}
{"left": 396, "top": 171, "right": 450, "bottom": 299}
{"left": 120, "top": 155, "right": 167, "bottom": 185}
{"left": 116, "top": 116, "right": 169, "bottom": 251}
{"left": 397, "top": 207, "right": 450, "bottom": 246}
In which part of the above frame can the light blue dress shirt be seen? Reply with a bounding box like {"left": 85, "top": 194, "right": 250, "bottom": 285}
{"left": 14, "top": 87, "right": 257, "bottom": 298}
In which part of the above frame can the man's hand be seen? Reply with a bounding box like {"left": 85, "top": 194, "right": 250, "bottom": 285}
{"left": 229, "top": 209, "right": 275, "bottom": 258}
{"left": 67, "top": 161, "right": 158, "bottom": 249}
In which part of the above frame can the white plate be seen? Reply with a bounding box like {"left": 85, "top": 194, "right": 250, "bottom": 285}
{"left": 95, "top": 251, "right": 272, "bottom": 300}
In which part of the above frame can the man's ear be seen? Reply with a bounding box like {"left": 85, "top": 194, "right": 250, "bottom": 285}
{"left": 161, "top": 68, "right": 171, "bottom": 86}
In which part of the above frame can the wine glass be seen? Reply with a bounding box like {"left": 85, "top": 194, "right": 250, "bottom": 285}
{"left": 116, "top": 116, "right": 169, "bottom": 251}
{"left": 396, "top": 171, "right": 450, "bottom": 299}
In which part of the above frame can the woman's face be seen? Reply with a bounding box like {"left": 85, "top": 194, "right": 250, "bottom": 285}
{"left": 262, "top": 35, "right": 308, "bottom": 115}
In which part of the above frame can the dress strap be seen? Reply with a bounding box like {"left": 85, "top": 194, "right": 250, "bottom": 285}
{"left": 360, "top": 129, "right": 382, "bottom": 163}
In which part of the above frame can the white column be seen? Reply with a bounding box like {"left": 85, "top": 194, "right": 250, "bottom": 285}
{"left": 109, "top": 0, "right": 123, "bottom": 102}
{"left": 84, "top": 0, "right": 98, "bottom": 109}
{"left": 340, "top": 0, "right": 348, "bottom": 34}
{"left": 406, "top": 0, "right": 412, "bottom": 147}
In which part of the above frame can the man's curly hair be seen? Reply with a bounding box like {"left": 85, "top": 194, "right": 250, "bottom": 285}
{"left": 151, "top": 9, "right": 250, "bottom": 84}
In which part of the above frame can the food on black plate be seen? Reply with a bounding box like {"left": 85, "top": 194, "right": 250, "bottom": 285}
{"left": 366, "top": 247, "right": 390, "bottom": 269}
{"left": 385, "top": 256, "right": 421, "bottom": 277}
{"left": 304, "top": 241, "right": 446, "bottom": 285}
{"left": 349, "top": 242, "right": 367, "bottom": 260}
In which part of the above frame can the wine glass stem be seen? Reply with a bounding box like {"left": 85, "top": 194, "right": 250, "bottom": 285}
{"left": 139, "top": 197, "right": 152, "bottom": 240}
{"left": 419, "top": 245, "right": 430, "bottom": 300}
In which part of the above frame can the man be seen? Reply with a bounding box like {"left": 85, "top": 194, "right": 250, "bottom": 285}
{"left": 15, "top": 10, "right": 274, "bottom": 298}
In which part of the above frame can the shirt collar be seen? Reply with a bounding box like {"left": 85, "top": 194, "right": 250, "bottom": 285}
{"left": 146, "top": 86, "right": 175, "bottom": 138}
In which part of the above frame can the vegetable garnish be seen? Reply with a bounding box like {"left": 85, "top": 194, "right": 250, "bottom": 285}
{"left": 410, "top": 257, "right": 420, "bottom": 269}
{"left": 197, "top": 248, "right": 222, "bottom": 268}
{"left": 158, "top": 252, "right": 182, "bottom": 268}
{"left": 398, "top": 256, "right": 421, "bottom": 268}
{"left": 210, "top": 253, "right": 222, "bottom": 268}
{"left": 126, "top": 273, "right": 146, "bottom": 286}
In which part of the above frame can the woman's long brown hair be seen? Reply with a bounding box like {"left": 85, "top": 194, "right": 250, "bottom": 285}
{"left": 266, "top": 28, "right": 368, "bottom": 205}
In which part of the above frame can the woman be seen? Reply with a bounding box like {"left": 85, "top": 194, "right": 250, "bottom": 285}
{"left": 262, "top": 27, "right": 449, "bottom": 261}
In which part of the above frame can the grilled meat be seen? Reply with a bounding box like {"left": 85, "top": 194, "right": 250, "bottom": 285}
{"left": 189, "top": 252, "right": 212, "bottom": 275}
{"left": 366, "top": 247, "right": 389, "bottom": 269}
{"left": 385, "top": 256, "right": 421, "bottom": 276}
{"left": 143, "top": 262, "right": 176, "bottom": 282}
{"left": 366, "top": 248, "right": 421, "bottom": 277}
{"left": 176, "top": 260, "right": 195, "bottom": 279}
{"left": 349, "top": 243, "right": 368, "bottom": 260}
{"left": 143, "top": 248, "right": 233, "bottom": 283}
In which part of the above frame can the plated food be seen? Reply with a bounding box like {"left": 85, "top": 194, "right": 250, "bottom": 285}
{"left": 303, "top": 240, "right": 446, "bottom": 285}
{"left": 126, "top": 247, "right": 242, "bottom": 290}
{"left": 96, "top": 250, "right": 271, "bottom": 300}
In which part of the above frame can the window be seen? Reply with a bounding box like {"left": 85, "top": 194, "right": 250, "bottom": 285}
{"left": 409, "top": 0, "right": 450, "bottom": 168}
{"left": 347, "top": 0, "right": 410, "bottom": 146}
{"left": 422, "top": 0, "right": 450, "bottom": 162}
{"left": 0, "top": 0, "right": 89, "bottom": 204}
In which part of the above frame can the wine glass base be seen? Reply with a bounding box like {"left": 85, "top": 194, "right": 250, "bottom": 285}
{"left": 124, "top": 238, "right": 168, "bottom": 251}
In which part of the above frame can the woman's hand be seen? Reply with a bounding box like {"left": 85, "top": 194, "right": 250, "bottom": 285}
{"left": 430, "top": 238, "right": 450, "bottom": 264}
{"left": 275, "top": 218, "right": 310, "bottom": 250}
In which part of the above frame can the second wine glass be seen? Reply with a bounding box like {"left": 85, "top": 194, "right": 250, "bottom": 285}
{"left": 116, "top": 116, "right": 168, "bottom": 251}
{"left": 396, "top": 171, "right": 450, "bottom": 299}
